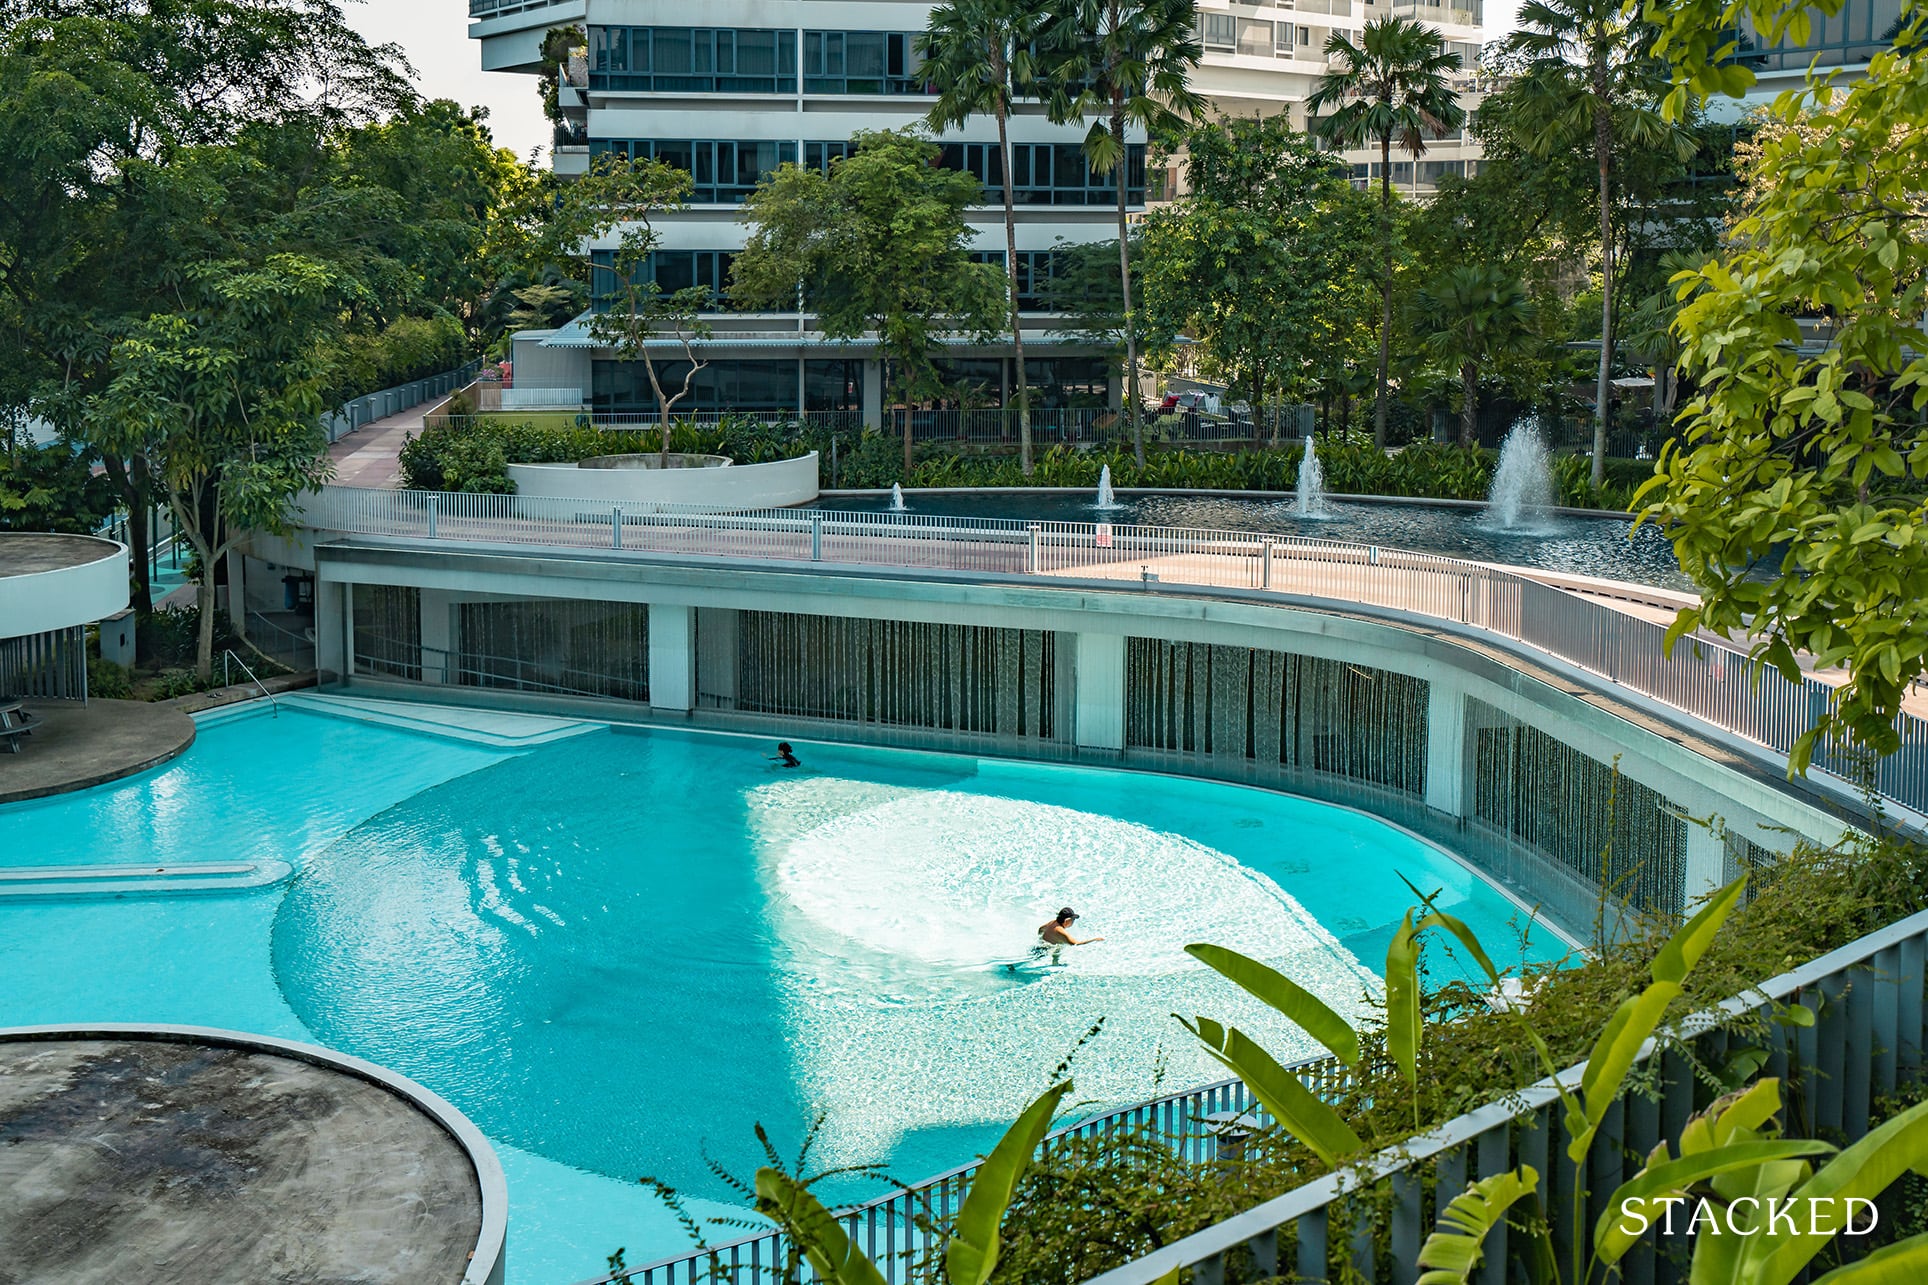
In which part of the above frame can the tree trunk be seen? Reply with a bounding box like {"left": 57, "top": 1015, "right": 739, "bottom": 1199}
{"left": 1591, "top": 68, "right": 1615, "bottom": 489}
{"left": 103, "top": 454, "right": 152, "bottom": 613}
{"left": 1460, "top": 359, "right": 1478, "bottom": 448}
{"left": 997, "top": 96, "right": 1032, "bottom": 477}
{"left": 1375, "top": 134, "right": 1394, "bottom": 451}
{"left": 195, "top": 560, "right": 217, "bottom": 685}
{"left": 1113, "top": 99, "right": 1143, "bottom": 469}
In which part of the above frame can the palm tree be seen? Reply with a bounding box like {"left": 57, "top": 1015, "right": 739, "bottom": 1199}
{"left": 1500, "top": 0, "right": 1686, "bottom": 487}
{"left": 921, "top": 0, "right": 1043, "bottom": 475}
{"left": 1415, "top": 264, "right": 1538, "bottom": 447}
{"left": 1306, "top": 17, "right": 1465, "bottom": 451}
{"left": 1043, "top": 0, "right": 1203, "bottom": 469}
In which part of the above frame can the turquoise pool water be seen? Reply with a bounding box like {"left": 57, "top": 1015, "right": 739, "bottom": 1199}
{"left": 0, "top": 698, "right": 1570, "bottom": 1283}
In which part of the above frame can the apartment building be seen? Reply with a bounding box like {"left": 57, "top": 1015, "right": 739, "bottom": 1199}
{"left": 468, "top": 1, "right": 1138, "bottom": 420}
{"left": 1177, "top": 0, "right": 1486, "bottom": 198}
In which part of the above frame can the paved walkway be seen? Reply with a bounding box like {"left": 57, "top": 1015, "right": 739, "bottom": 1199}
{"left": 0, "top": 699, "right": 194, "bottom": 805}
{"left": 326, "top": 404, "right": 429, "bottom": 489}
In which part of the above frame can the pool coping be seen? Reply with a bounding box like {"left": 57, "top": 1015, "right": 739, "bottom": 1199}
{"left": 0, "top": 1022, "right": 508, "bottom": 1285}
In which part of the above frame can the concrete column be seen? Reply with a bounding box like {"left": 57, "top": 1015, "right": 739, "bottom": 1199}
{"left": 1684, "top": 824, "right": 1728, "bottom": 906}
{"left": 1424, "top": 678, "right": 1467, "bottom": 817}
{"left": 316, "top": 578, "right": 348, "bottom": 682}
{"left": 862, "top": 359, "right": 884, "bottom": 429}
{"left": 1074, "top": 632, "right": 1126, "bottom": 751}
{"left": 648, "top": 603, "right": 696, "bottom": 712}
{"left": 419, "top": 589, "right": 452, "bottom": 684}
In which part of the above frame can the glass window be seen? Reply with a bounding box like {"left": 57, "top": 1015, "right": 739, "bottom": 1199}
{"left": 591, "top": 139, "right": 797, "bottom": 203}
{"left": 595, "top": 359, "right": 799, "bottom": 414}
{"left": 1202, "top": 14, "right": 1237, "bottom": 48}
{"left": 804, "top": 360, "right": 862, "bottom": 412}
{"left": 587, "top": 27, "right": 797, "bottom": 92}
{"left": 1237, "top": 19, "right": 1274, "bottom": 56}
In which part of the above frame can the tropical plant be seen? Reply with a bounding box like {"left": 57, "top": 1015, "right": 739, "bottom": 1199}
{"left": 1497, "top": 0, "right": 1690, "bottom": 488}
{"left": 546, "top": 153, "right": 712, "bottom": 464}
{"left": 1414, "top": 264, "right": 1539, "bottom": 447}
{"left": 1307, "top": 15, "right": 1467, "bottom": 450}
{"left": 732, "top": 129, "right": 1005, "bottom": 480}
{"left": 921, "top": 0, "right": 1044, "bottom": 475}
{"left": 1041, "top": 0, "right": 1205, "bottom": 469}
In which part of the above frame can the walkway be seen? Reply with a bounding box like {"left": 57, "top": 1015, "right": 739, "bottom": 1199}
{"left": 0, "top": 699, "right": 194, "bottom": 805}
{"left": 326, "top": 403, "right": 430, "bottom": 490}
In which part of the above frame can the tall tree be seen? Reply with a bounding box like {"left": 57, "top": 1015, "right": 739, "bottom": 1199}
{"left": 1498, "top": 0, "right": 1686, "bottom": 487}
{"left": 1412, "top": 264, "right": 1539, "bottom": 447}
{"left": 921, "top": 0, "right": 1043, "bottom": 475}
{"left": 1042, "top": 0, "right": 1203, "bottom": 468}
{"left": 732, "top": 129, "right": 1005, "bottom": 479}
{"left": 1307, "top": 15, "right": 1466, "bottom": 451}
{"left": 547, "top": 154, "right": 712, "bottom": 463}
{"left": 1139, "top": 117, "right": 1377, "bottom": 438}
{"left": 93, "top": 255, "right": 343, "bottom": 683}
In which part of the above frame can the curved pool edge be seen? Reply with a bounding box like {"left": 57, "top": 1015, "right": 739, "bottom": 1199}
{"left": 0, "top": 700, "right": 195, "bottom": 807}
{"left": 0, "top": 1022, "right": 508, "bottom": 1285}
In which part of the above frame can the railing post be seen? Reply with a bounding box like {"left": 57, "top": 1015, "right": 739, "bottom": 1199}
{"left": 1261, "top": 539, "right": 1274, "bottom": 590}
{"left": 425, "top": 493, "right": 438, "bottom": 539}
{"left": 811, "top": 513, "right": 824, "bottom": 562}
{"left": 612, "top": 506, "right": 623, "bottom": 550}
{"left": 1027, "top": 523, "right": 1042, "bottom": 575}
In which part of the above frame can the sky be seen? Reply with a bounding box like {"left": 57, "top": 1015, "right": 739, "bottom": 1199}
{"left": 344, "top": 0, "right": 1525, "bottom": 166}
{"left": 343, "top": 0, "right": 552, "bottom": 162}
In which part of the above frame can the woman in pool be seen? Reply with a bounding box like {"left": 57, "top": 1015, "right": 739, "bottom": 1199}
{"left": 1037, "top": 907, "right": 1104, "bottom": 948}
{"left": 768, "top": 742, "right": 801, "bottom": 768}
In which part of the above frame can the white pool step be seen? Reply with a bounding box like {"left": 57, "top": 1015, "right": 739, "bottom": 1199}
{"left": 272, "top": 692, "right": 600, "bottom": 748}
{"left": 0, "top": 861, "right": 294, "bottom": 899}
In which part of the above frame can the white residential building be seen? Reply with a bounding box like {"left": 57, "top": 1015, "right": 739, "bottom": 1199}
{"left": 468, "top": 1, "right": 1139, "bottom": 422}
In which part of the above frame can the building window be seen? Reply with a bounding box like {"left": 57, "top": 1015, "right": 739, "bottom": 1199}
{"left": 594, "top": 359, "right": 801, "bottom": 414}
{"left": 1275, "top": 23, "right": 1296, "bottom": 53}
{"left": 1735, "top": 0, "right": 1901, "bottom": 70}
{"left": 937, "top": 141, "right": 1147, "bottom": 206}
{"left": 802, "top": 31, "right": 930, "bottom": 94}
{"left": 589, "top": 139, "right": 797, "bottom": 203}
{"left": 1236, "top": 19, "right": 1274, "bottom": 56}
{"left": 1201, "top": 14, "right": 1237, "bottom": 49}
{"left": 589, "top": 249, "right": 735, "bottom": 309}
{"left": 589, "top": 27, "right": 798, "bottom": 93}
{"left": 804, "top": 141, "right": 856, "bottom": 172}
{"left": 804, "top": 360, "right": 863, "bottom": 412}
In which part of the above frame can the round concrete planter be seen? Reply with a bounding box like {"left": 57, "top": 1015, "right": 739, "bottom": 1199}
{"left": 507, "top": 451, "right": 819, "bottom": 510}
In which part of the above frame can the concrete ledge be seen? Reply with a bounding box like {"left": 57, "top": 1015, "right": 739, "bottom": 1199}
{"left": 0, "top": 699, "right": 195, "bottom": 805}
{"left": 0, "top": 1024, "right": 505, "bottom": 1285}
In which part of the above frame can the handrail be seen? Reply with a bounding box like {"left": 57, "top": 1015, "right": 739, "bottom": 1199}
{"left": 220, "top": 648, "right": 277, "bottom": 717}
{"left": 575, "top": 1056, "right": 1349, "bottom": 1285}
{"left": 299, "top": 484, "right": 1928, "bottom": 819}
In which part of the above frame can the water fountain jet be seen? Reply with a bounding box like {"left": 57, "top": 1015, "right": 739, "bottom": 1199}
{"left": 888, "top": 483, "right": 907, "bottom": 512}
{"left": 1486, "top": 421, "right": 1558, "bottom": 532}
{"left": 1295, "top": 436, "right": 1329, "bottom": 519}
{"left": 1093, "top": 465, "right": 1121, "bottom": 511}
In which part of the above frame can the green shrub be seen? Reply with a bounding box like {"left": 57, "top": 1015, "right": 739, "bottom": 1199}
{"left": 86, "top": 657, "right": 133, "bottom": 700}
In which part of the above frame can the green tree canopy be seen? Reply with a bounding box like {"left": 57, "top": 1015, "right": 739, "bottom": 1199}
{"left": 732, "top": 129, "right": 1004, "bottom": 478}
{"left": 1139, "top": 116, "right": 1377, "bottom": 432}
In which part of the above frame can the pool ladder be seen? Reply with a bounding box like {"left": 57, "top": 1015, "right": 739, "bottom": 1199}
{"left": 221, "top": 649, "right": 278, "bottom": 717}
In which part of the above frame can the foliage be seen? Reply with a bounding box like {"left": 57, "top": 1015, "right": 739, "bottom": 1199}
{"left": 1636, "top": 21, "right": 1928, "bottom": 771}
{"left": 1494, "top": 0, "right": 1693, "bottom": 486}
{"left": 734, "top": 129, "right": 1005, "bottom": 479}
{"left": 0, "top": 439, "right": 117, "bottom": 533}
{"left": 397, "top": 414, "right": 825, "bottom": 492}
{"left": 86, "top": 656, "right": 133, "bottom": 700}
{"left": 1139, "top": 118, "right": 1378, "bottom": 414}
{"left": 1413, "top": 265, "right": 1540, "bottom": 447}
{"left": 1039, "top": 0, "right": 1205, "bottom": 468}
{"left": 1308, "top": 15, "right": 1466, "bottom": 449}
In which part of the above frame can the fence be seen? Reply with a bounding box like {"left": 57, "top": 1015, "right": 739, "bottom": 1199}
{"left": 577, "top": 1058, "right": 1354, "bottom": 1285}
{"left": 321, "top": 359, "right": 486, "bottom": 443}
{"left": 302, "top": 485, "right": 1928, "bottom": 818}
{"left": 0, "top": 627, "right": 88, "bottom": 702}
{"left": 1082, "top": 903, "right": 1928, "bottom": 1285}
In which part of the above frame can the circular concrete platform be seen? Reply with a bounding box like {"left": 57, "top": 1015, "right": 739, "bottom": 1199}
{"left": 0, "top": 1026, "right": 505, "bottom": 1285}
{"left": 0, "top": 698, "right": 195, "bottom": 805}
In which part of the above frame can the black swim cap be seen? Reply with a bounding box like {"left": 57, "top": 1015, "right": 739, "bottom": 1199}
{"left": 1058, "top": 907, "right": 1077, "bottom": 921}
{"left": 778, "top": 742, "right": 793, "bottom": 752}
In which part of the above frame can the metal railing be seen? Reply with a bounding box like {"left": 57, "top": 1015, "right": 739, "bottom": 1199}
{"left": 322, "top": 359, "right": 486, "bottom": 443}
{"left": 1084, "top": 904, "right": 1928, "bottom": 1285}
{"left": 300, "top": 484, "right": 1928, "bottom": 818}
{"left": 220, "top": 649, "right": 277, "bottom": 716}
{"left": 578, "top": 1057, "right": 1353, "bottom": 1285}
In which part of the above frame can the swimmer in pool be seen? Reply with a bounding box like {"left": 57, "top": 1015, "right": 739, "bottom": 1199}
{"left": 1038, "top": 907, "right": 1104, "bottom": 948}
{"left": 768, "top": 741, "right": 801, "bottom": 768}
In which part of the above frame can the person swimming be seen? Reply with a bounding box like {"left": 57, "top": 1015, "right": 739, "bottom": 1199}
{"left": 1037, "top": 907, "right": 1104, "bottom": 948}
{"left": 768, "top": 741, "right": 801, "bottom": 768}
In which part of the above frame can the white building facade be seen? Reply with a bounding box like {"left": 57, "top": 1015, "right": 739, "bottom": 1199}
{"left": 469, "top": 0, "right": 1139, "bottom": 422}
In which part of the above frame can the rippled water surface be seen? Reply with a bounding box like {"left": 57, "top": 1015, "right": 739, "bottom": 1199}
{"left": 813, "top": 491, "right": 1695, "bottom": 591}
{"left": 4, "top": 703, "right": 1572, "bottom": 1281}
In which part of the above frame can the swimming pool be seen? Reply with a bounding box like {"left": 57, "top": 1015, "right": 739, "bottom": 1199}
{"left": 0, "top": 696, "right": 1571, "bottom": 1282}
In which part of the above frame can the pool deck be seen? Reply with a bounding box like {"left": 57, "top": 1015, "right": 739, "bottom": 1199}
{"left": 0, "top": 699, "right": 194, "bottom": 806}
{"left": 0, "top": 1031, "right": 491, "bottom": 1285}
